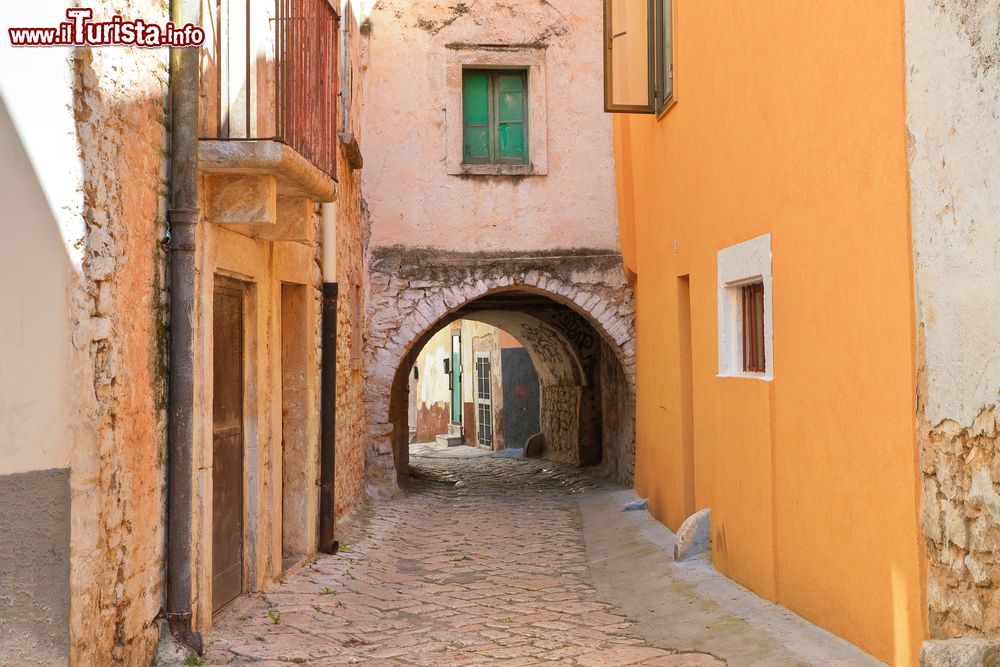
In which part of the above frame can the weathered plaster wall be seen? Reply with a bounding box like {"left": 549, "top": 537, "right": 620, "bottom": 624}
{"left": 3, "top": 1, "right": 172, "bottom": 662}
{"left": 358, "top": 0, "right": 627, "bottom": 493}
{"left": 69, "top": 37, "right": 170, "bottom": 664}
{"left": 413, "top": 327, "right": 452, "bottom": 442}
{"left": 0, "top": 57, "right": 80, "bottom": 662}
{"left": 500, "top": 346, "right": 541, "bottom": 450}
{"left": 361, "top": 0, "right": 619, "bottom": 253}
{"left": 906, "top": 0, "right": 1000, "bottom": 641}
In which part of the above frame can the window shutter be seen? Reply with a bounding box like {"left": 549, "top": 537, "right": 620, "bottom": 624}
{"left": 603, "top": 0, "right": 655, "bottom": 113}
{"left": 496, "top": 72, "right": 527, "bottom": 163}
{"left": 463, "top": 71, "right": 491, "bottom": 162}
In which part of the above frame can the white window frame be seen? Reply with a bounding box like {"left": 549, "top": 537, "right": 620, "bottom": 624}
{"left": 717, "top": 233, "right": 773, "bottom": 380}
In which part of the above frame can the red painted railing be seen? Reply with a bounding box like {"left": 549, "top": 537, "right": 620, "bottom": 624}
{"left": 275, "top": 0, "right": 338, "bottom": 180}
{"left": 200, "top": 0, "right": 338, "bottom": 181}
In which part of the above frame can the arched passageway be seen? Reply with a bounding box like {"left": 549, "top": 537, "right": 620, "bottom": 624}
{"left": 364, "top": 249, "right": 636, "bottom": 495}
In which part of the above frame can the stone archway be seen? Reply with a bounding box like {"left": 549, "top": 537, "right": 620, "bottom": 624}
{"left": 364, "top": 249, "right": 636, "bottom": 496}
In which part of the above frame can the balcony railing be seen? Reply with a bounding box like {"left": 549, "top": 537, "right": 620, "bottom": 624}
{"left": 200, "top": 0, "right": 338, "bottom": 180}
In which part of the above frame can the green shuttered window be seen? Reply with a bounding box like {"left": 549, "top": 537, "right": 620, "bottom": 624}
{"left": 462, "top": 69, "right": 528, "bottom": 165}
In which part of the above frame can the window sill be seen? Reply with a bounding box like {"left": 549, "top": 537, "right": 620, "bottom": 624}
{"left": 716, "top": 372, "right": 773, "bottom": 382}
{"left": 452, "top": 163, "right": 536, "bottom": 177}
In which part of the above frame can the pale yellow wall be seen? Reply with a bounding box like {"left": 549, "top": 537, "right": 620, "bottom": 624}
{"left": 414, "top": 328, "right": 452, "bottom": 410}
{"left": 615, "top": 2, "right": 924, "bottom": 664}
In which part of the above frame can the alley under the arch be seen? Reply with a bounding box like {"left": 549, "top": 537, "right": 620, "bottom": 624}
{"left": 187, "top": 445, "right": 881, "bottom": 667}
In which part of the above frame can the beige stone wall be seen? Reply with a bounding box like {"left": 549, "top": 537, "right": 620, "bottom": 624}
{"left": 333, "top": 1, "right": 370, "bottom": 523}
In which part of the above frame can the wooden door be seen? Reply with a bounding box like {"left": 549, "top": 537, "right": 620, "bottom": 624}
{"left": 212, "top": 284, "right": 244, "bottom": 613}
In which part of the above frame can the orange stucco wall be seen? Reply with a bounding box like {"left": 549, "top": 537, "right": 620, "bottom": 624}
{"left": 614, "top": 2, "right": 925, "bottom": 664}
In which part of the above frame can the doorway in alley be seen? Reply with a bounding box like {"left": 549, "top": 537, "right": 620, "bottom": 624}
{"left": 280, "top": 283, "right": 310, "bottom": 572}
{"left": 385, "top": 287, "right": 635, "bottom": 486}
{"left": 212, "top": 281, "right": 245, "bottom": 613}
{"left": 474, "top": 353, "right": 493, "bottom": 448}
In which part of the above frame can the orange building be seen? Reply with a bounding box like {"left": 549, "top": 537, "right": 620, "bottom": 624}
{"left": 607, "top": 1, "right": 924, "bottom": 663}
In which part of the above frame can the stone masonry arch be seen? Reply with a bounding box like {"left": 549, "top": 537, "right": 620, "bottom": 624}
{"left": 365, "top": 249, "right": 636, "bottom": 496}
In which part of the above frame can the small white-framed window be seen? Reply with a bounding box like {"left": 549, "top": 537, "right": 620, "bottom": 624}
{"left": 717, "top": 233, "right": 773, "bottom": 380}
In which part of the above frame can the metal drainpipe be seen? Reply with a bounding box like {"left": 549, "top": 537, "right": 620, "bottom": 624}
{"left": 318, "top": 0, "right": 349, "bottom": 556}
{"left": 319, "top": 201, "right": 339, "bottom": 554}
{"left": 339, "top": 0, "right": 348, "bottom": 134}
{"left": 165, "top": 0, "right": 202, "bottom": 652}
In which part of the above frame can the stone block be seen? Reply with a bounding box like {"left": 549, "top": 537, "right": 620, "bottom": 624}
{"left": 208, "top": 173, "right": 277, "bottom": 227}
{"left": 255, "top": 196, "right": 314, "bottom": 242}
{"left": 436, "top": 434, "right": 463, "bottom": 447}
{"left": 674, "top": 508, "right": 711, "bottom": 561}
{"left": 920, "top": 639, "right": 1000, "bottom": 667}
{"left": 524, "top": 432, "right": 545, "bottom": 458}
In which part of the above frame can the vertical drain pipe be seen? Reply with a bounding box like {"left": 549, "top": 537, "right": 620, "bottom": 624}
{"left": 319, "top": 0, "right": 349, "bottom": 556}
{"left": 319, "top": 204, "right": 339, "bottom": 554}
{"left": 166, "top": 0, "right": 202, "bottom": 651}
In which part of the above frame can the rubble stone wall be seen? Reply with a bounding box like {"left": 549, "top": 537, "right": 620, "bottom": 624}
{"left": 68, "top": 5, "right": 171, "bottom": 662}
{"left": 906, "top": 0, "right": 1000, "bottom": 640}
{"left": 333, "top": 3, "right": 370, "bottom": 523}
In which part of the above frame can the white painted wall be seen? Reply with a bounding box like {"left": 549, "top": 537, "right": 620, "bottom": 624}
{"left": 906, "top": 0, "right": 1000, "bottom": 425}
{"left": 0, "top": 14, "right": 84, "bottom": 475}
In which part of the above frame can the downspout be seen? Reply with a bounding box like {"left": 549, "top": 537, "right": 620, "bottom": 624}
{"left": 319, "top": 205, "right": 338, "bottom": 554}
{"left": 319, "top": 0, "right": 350, "bottom": 555}
{"left": 319, "top": 0, "right": 349, "bottom": 555}
{"left": 339, "top": 0, "right": 348, "bottom": 135}
{"left": 165, "top": 0, "right": 202, "bottom": 651}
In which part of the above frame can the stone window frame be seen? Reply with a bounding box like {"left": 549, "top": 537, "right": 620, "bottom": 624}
{"left": 445, "top": 45, "right": 548, "bottom": 177}
{"left": 717, "top": 233, "right": 774, "bottom": 381}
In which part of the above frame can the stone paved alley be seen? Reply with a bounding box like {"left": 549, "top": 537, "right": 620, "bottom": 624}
{"left": 181, "top": 446, "right": 883, "bottom": 666}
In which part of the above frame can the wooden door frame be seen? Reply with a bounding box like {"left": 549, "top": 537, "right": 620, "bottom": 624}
{"left": 209, "top": 274, "right": 259, "bottom": 615}
{"left": 474, "top": 352, "right": 493, "bottom": 449}
{"left": 450, "top": 332, "right": 462, "bottom": 426}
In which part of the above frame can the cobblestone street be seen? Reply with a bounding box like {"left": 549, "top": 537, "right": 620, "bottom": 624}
{"left": 186, "top": 444, "right": 881, "bottom": 667}
{"left": 197, "top": 446, "right": 722, "bottom": 666}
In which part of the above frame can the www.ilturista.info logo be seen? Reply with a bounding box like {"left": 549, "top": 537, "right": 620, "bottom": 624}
{"left": 9, "top": 8, "right": 205, "bottom": 47}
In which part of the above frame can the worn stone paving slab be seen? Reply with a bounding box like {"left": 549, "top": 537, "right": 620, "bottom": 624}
{"left": 194, "top": 447, "right": 722, "bottom": 666}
